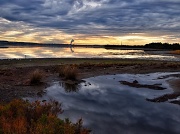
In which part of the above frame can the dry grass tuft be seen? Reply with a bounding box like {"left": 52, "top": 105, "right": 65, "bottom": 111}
{"left": 171, "top": 50, "right": 180, "bottom": 55}
{"left": 30, "top": 69, "right": 44, "bottom": 85}
{"left": 58, "top": 65, "right": 78, "bottom": 80}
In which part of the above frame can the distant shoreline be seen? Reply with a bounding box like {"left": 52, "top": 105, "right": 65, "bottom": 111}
{"left": 0, "top": 46, "right": 9, "bottom": 48}
{"left": 0, "top": 45, "right": 170, "bottom": 51}
{"left": 0, "top": 40, "right": 179, "bottom": 50}
{"left": 0, "top": 44, "right": 178, "bottom": 51}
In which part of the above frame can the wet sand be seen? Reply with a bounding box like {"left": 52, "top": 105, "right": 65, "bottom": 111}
{"left": 168, "top": 79, "right": 180, "bottom": 92}
{"left": 0, "top": 58, "right": 180, "bottom": 103}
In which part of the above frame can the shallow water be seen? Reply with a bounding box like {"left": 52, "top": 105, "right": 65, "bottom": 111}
{"left": 0, "top": 46, "right": 179, "bottom": 61}
{"left": 27, "top": 72, "right": 180, "bottom": 134}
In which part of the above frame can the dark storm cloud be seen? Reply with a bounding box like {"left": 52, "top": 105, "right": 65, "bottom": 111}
{"left": 0, "top": 0, "right": 180, "bottom": 36}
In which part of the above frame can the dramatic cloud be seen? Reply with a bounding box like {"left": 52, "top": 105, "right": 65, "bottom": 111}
{"left": 0, "top": 0, "right": 179, "bottom": 45}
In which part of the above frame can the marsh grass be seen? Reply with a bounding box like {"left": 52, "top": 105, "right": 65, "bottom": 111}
{"left": 0, "top": 99, "right": 90, "bottom": 134}
{"left": 58, "top": 65, "right": 78, "bottom": 80}
{"left": 171, "top": 50, "right": 180, "bottom": 55}
{"left": 30, "top": 69, "right": 44, "bottom": 85}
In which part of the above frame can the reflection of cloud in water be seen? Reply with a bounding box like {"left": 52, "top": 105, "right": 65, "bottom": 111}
{"left": 0, "top": 47, "right": 179, "bottom": 61}
{"left": 26, "top": 72, "right": 180, "bottom": 134}
{"left": 4, "top": 53, "right": 22, "bottom": 59}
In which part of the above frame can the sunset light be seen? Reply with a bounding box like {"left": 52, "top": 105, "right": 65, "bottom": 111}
{"left": 0, "top": 0, "right": 179, "bottom": 45}
{"left": 0, "top": 1, "right": 180, "bottom": 133}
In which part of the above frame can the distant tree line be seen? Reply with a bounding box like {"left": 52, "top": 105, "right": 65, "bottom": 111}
{"left": 144, "top": 42, "right": 180, "bottom": 50}
{"left": 104, "top": 42, "right": 180, "bottom": 50}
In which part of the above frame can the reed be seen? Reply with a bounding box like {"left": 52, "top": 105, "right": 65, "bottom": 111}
{"left": 58, "top": 65, "right": 78, "bottom": 80}
{"left": 30, "top": 69, "right": 43, "bottom": 85}
{"left": 171, "top": 50, "right": 180, "bottom": 55}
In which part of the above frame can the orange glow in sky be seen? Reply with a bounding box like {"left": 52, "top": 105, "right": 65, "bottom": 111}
{"left": 0, "top": 18, "right": 179, "bottom": 45}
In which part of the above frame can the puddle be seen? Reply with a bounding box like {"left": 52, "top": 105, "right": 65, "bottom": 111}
{"left": 26, "top": 72, "right": 180, "bottom": 134}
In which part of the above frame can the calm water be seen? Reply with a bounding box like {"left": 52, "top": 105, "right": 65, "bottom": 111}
{"left": 27, "top": 72, "right": 180, "bottom": 134}
{"left": 0, "top": 46, "right": 179, "bottom": 61}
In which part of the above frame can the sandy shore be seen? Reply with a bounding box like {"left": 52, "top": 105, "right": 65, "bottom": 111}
{"left": 0, "top": 58, "right": 180, "bottom": 103}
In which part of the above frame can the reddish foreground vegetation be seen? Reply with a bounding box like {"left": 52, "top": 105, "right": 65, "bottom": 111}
{"left": 0, "top": 99, "right": 90, "bottom": 134}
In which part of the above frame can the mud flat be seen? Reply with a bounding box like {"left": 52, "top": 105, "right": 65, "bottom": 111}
{"left": 0, "top": 58, "right": 180, "bottom": 103}
{"left": 168, "top": 79, "right": 180, "bottom": 93}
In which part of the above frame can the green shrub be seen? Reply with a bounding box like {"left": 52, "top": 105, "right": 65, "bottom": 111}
{"left": 0, "top": 99, "right": 91, "bottom": 134}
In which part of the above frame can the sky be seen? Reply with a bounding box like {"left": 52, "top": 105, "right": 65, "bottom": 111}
{"left": 0, "top": 0, "right": 180, "bottom": 45}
